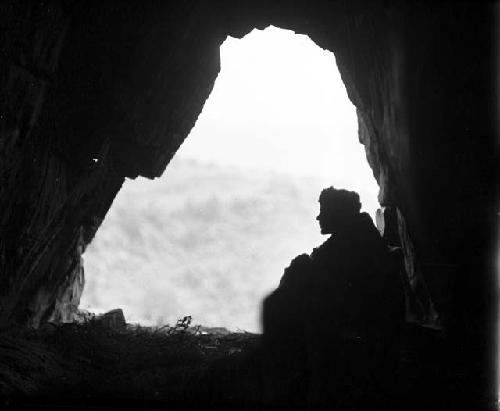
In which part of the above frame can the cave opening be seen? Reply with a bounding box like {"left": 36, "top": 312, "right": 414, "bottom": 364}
{"left": 2, "top": 3, "right": 496, "bottom": 407}
{"left": 80, "top": 26, "right": 379, "bottom": 333}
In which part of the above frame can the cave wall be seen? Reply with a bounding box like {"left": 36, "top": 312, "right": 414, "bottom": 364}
{"left": 0, "top": 0, "right": 497, "bottom": 358}
{"left": 0, "top": 1, "right": 125, "bottom": 326}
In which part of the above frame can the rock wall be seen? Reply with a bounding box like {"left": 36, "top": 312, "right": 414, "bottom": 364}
{"left": 0, "top": 2, "right": 124, "bottom": 326}
{"left": 0, "top": 0, "right": 496, "bottom": 376}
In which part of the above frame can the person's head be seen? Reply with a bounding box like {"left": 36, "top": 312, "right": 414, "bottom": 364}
{"left": 316, "top": 187, "right": 361, "bottom": 234}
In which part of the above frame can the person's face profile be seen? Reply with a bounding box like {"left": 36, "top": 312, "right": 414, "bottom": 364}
{"left": 317, "top": 200, "right": 335, "bottom": 234}
{"left": 317, "top": 197, "right": 353, "bottom": 234}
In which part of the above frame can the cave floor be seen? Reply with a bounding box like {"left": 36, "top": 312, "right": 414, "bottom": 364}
{"left": 0, "top": 321, "right": 489, "bottom": 410}
{"left": 0, "top": 322, "right": 263, "bottom": 410}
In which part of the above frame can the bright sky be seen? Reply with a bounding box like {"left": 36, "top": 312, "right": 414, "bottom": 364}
{"left": 177, "top": 26, "right": 379, "bottom": 215}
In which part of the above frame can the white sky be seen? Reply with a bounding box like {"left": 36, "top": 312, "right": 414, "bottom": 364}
{"left": 177, "top": 26, "right": 379, "bottom": 214}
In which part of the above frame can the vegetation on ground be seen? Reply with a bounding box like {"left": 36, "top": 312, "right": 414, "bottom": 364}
{"left": 0, "top": 317, "right": 262, "bottom": 409}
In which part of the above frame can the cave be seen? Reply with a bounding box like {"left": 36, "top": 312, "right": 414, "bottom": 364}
{"left": 0, "top": 1, "right": 497, "bottom": 409}
{"left": 80, "top": 25, "right": 380, "bottom": 332}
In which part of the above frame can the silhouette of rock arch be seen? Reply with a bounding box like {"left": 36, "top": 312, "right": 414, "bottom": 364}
{"left": 0, "top": 8, "right": 496, "bottom": 402}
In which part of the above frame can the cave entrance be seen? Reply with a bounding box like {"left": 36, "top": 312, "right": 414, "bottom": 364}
{"left": 80, "top": 26, "right": 379, "bottom": 333}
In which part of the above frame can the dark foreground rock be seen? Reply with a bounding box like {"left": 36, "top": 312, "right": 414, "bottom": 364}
{"left": 0, "top": 321, "right": 490, "bottom": 411}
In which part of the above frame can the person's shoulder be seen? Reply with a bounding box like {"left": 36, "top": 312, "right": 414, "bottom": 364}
{"left": 357, "top": 212, "right": 377, "bottom": 229}
{"left": 290, "top": 253, "right": 311, "bottom": 268}
{"left": 354, "top": 212, "right": 391, "bottom": 257}
{"left": 279, "top": 253, "right": 312, "bottom": 287}
{"left": 310, "top": 236, "right": 335, "bottom": 260}
{"left": 353, "top": 213, "right": 382, "bottom": 239}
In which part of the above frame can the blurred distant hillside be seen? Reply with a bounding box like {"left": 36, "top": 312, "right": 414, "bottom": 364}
{"left": 81, "top": 156, "right": 329, "bottom": 332}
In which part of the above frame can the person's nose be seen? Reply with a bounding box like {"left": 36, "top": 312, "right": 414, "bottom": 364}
{"left": 316, "top": 214, "right": 320, "bottom": 221}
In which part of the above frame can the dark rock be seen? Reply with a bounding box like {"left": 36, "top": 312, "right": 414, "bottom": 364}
{"left": 36, "top": 321, "right": 58, "bottom": 337}
{"left": 95, "top": 309, "right": 126, "bottom": 330}
{"left": 73, "top": 309, "right": 95, "bottom": 324}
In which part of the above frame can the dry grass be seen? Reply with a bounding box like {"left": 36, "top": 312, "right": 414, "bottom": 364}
{"left": 0, "top": 320, "right": 263, "bottom": 409}
{"left": 0, "top": 320, "right": 482, "bottom": 410}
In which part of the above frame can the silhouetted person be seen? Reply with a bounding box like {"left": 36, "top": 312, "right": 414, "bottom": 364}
{"left": 261, "top": 187, "right": 404, "bottom": 410}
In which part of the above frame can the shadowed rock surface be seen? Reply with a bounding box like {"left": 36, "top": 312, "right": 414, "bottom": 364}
{"left": 0, "top": 319, "right": 483, "bottom": 411}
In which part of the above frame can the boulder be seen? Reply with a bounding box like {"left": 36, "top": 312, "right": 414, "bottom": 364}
{"left": 95, "top": 309, "right": 126, "bottom": 330}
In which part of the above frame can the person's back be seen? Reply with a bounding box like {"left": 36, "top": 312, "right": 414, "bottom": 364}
{"left": 261, "top": 187, "right": 404, "bottom": 409}
{"left": 307, "top": 211, "right": 402, "bottom": 337}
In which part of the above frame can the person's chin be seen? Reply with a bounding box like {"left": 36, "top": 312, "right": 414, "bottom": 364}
{"left": 320, "top": 226, "right": 334, "bottom": 235}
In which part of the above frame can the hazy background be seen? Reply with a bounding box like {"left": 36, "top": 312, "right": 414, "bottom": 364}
{"left": 80, "top": 26, "right": 379, "bottom": 332}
